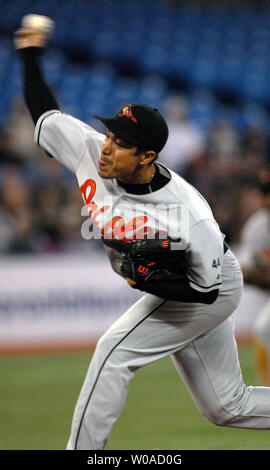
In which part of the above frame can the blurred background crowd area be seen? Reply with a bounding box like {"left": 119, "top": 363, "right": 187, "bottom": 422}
{"left": 1, "top": 0, "right": 270, "bottom": 254}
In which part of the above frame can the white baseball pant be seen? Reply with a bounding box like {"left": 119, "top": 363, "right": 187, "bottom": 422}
{"left": 66, "top": 254, "right": 270, "bottom": 450}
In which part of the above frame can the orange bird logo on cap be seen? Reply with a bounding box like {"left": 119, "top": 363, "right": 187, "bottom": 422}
{"left": 118, "top": 106, "right": 138, "bottom": 123}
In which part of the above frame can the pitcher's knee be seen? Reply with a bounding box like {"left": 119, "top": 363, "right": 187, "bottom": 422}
{"left": 196, "top": 382, "right": 251, "bottom": 427}
{"left": 95, "top": 330, "right": 117, "bottom": 359}
{"left": 201, "top": 405, "right": 233, "bottom": 426}
{"left": 95, "top": 331, "right": 131, "bottom": 371}
{"left": 198, "top": 393, "right": 249, "bottom": 427}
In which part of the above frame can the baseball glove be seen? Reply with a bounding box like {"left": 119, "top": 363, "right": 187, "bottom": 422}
{"left": 120, "top": 238, "right": 187, "bottom": 283}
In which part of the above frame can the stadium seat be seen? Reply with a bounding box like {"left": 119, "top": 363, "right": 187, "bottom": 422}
{"left": 1, "top": 0, "right": 270, "bottom": 134}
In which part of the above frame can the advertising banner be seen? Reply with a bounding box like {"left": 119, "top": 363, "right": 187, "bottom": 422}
{"left": 0, "top": 252, "right": 264, "bottom": 353}
{"left": 0, "top": 252, "right": 142, "bottom": 353}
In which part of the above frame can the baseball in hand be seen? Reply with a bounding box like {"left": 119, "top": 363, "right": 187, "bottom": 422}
{"left": 21, "top": 14, "right": 54, "bottom": 36}
{"left": 14, "top": 14, "right": 54, "bottom": 49}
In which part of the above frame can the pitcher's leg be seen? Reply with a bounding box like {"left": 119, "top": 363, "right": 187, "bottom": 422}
{"left": 67, "top": 285, "right": 242, "bottom": 449}
{"left": 172, "top": 317, "right": 270, "bottom": 429}
{"left": 67, "top": 295, "right": 167, "bottom": 450}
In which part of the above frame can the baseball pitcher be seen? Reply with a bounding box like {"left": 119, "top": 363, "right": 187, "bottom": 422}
{"left": 14, "top": 15, "right": 270, "bottom": 450}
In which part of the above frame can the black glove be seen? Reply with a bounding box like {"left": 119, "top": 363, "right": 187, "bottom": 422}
{"left": 120, "top": 238, "right": 187, "bottom": 283}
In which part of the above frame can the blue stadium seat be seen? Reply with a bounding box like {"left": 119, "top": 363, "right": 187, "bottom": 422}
{"left": 42, "top": 49, "right": 66, "bottom": 87}
{"left": 189, "top": 89, "right": 218, "bottom": 130}
{"left": 242, "top": 102, "right": 270, "bottom": 132}
{"left": 135, "top": 75, "right": 167, "bottom": 109}
{"left": 1, "top": 0, "right": 270, "bottom": 131}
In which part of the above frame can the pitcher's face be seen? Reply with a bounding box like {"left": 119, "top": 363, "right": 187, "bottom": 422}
{"left": 98, "top": 131, "right": 144, "bottom": 180}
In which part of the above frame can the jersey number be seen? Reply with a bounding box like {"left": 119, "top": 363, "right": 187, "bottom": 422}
{"left": 212, "top": 258, "right": 220, "bottom": 269}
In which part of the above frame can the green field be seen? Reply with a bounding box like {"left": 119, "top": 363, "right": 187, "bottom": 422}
{"left": 0, "top": 344, "right": 269, "bottom": 450}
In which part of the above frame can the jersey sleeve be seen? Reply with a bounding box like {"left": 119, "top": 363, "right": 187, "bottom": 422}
{"left": 186, "top": 219, "right": 224, "bottom": 293}
{"left": 34, "top": 110, "right": 103, "bottom": 174}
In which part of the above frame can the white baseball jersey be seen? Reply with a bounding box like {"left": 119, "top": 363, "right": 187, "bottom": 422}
{"left": 34, "top": 110, "right": 227, "bottom": 295}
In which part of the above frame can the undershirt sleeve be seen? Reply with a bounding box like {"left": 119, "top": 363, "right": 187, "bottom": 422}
{"left": 134, "top": 278, "right": 219, "bottom": 304}
{"left": 18, "top": 47, "right": 60, "bottom": 124}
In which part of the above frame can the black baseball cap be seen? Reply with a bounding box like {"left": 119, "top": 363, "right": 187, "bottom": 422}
{"left": 94, "top": 103, "right": 169, "bottom": 154}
